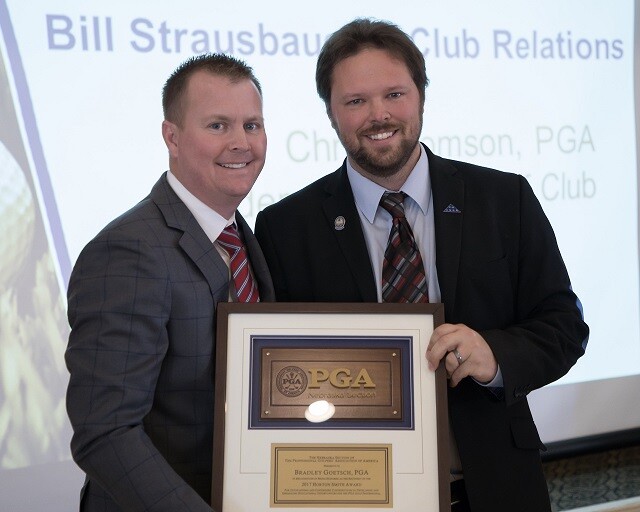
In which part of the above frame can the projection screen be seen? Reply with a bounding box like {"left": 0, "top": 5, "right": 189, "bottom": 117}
{"left": 0, "top": 1, "right": 638, "bottom": 510}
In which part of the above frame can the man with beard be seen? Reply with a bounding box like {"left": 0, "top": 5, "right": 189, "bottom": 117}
{"left": 254, "top": 18, "right": 588, "bottom": 512}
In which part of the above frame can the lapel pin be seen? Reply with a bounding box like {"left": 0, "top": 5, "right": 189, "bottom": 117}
{"left": 443, "top": 204, "right": 462, "bottom": 214}
{"left": 334, "top": 216, "right": 346, "bottom": 231}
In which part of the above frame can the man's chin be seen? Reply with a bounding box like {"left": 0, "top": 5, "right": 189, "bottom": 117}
{"left": 352, "top": 150, "right": 411, "bottom": 177}
{"left": 356, "top": 161, "right": 404, "bottom": 178}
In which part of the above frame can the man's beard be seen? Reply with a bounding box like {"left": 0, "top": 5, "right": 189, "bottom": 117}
{"left": 351, "top": 135, "right": 419, "bottom": 178}
{"left": 337, "top": 122, "right": 422, "bottom": 178}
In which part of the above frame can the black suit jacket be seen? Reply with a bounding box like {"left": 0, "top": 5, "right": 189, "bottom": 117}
{"left": 66, "top": 173, "right": 274, "bottom": 511}
{"left": 255, "top": 146, "right": 588, "bottom": 512}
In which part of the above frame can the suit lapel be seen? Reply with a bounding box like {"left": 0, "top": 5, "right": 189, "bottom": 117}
{"left": 150, "top": 174, "right": 229, "bottom": 297}
{"left": 322, "top": 166, "right": 378, "bottom": 302}
{"left": 427, "top": 147, "right": 464, "bottom": 316}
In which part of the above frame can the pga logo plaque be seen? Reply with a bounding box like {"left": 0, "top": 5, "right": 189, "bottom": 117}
{"left": 254, "top": 340, "right": 412, "bottom": 426}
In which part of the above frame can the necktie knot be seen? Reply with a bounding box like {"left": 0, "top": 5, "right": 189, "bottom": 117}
{"left": 380, "top": 192, "right": 407, "bottom": 220}
{"left": 217, "top": 224, "right": 242, "bottom": 257}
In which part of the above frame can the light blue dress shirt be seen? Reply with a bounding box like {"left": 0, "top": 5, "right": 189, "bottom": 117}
{"left": 346, "top": 145, "right": 441, "bottom": 303}
{"left": 345, "top": 147, "right": 503, "bottom": 389}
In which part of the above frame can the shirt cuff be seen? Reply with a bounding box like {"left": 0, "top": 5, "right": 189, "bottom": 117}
{"left": 473, "top": 365, "right": 503, "bottom": 388}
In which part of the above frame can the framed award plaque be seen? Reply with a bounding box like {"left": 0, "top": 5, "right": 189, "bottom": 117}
{"left": 212, "top": 303, "right": 449, "bottom": 511}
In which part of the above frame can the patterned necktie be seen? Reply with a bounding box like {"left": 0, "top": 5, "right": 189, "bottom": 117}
{"left": 217, "top": 224, "right": 260, "bottom": 303}
{"left": 379, "top": 192, "right": 429, "bottom": 303}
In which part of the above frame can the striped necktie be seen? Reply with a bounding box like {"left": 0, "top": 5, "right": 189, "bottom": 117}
{"left": 217, "top": 224, "right": 260, "bottom": 303}
{"left": 379, "top": 192, "right": 429, "bottom": 303}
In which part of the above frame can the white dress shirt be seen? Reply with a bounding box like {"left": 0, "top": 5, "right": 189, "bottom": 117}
{"left": 166, "top": 170, "right": 243, "bottom": 299}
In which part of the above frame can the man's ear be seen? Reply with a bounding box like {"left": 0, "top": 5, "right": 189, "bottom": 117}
{"left": 162, "top": 120, "right": 179, "bottom": 157}
{"left": 326, "top": 106, "right": 336, "bottom": 130}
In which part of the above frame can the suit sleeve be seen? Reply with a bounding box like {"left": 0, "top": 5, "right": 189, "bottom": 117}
{"left": 480, "top": 175, "right": 589, "bottom": 406}
{"left": 65, "top": 231, "right": 212, "bottom": 512}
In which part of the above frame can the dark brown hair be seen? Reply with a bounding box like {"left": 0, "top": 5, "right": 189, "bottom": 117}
{"left": 316, "top": 18, "right": 428, "bottom": 110}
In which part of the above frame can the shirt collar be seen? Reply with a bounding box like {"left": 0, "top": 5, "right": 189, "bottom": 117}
{"left": 346, "top": 144, "right": 431, "bottom": 224}
{"left": 166, "top": 170, "right": 235, "bottom": 242}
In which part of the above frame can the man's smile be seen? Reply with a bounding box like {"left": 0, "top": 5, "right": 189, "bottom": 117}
{"left": 367, "top": 131, "right": 395, "bottom": 141}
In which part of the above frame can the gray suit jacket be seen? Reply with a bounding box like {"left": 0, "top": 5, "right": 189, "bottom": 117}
{"left": 66, "top": 173, "right": 274, "bottom": 511}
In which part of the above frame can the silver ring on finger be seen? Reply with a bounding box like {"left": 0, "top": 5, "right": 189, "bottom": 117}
{"left": 453, "top": 348, "right": 463, "bottom": 365}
